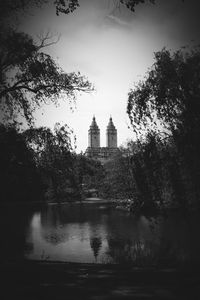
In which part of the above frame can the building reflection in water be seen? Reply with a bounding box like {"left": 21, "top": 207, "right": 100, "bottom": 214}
{"left": 27, "top": 203, "right": 160, "bottom": 263}
{"left": 90, "top": 236, "right": 102, "bottom": 262}
{"left": 25, "top": 203, "right": 200, "bottom": 265}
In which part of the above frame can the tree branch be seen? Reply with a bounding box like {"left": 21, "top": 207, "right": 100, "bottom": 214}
{"left": 36, "top": 31, "right": 61, "bottom": 51}
{"left": 0, "top": 81, "right": 93, "bottom": 98}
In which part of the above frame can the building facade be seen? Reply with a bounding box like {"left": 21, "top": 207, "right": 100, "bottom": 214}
{"left": 85, "top": 116, "right": 119, "bottom": 163}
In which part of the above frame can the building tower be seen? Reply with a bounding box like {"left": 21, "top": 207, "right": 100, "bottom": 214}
{"left": 106, "top": 117, "right": 117, "bottom": 148}
{"left": 88, "top": 116, "right": 100, "bottom": 148}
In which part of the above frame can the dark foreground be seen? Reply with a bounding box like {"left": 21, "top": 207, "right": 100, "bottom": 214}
{"left": 1, "top": 261, "right": 200, "bottom": 300}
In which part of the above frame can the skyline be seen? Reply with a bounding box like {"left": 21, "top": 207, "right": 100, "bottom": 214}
{"left": 17, "top": 0, "right": 200, "bottom": 152}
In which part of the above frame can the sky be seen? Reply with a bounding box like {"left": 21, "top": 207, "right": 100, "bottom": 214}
{"left": 19, "top": 0, "right": 200, "bottom": 152}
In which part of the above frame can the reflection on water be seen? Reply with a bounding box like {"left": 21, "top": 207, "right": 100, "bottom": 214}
{"left": 27, "top": 204, "right": 109, "bottom": 263}
{"left": 1, "top": 202, "right": 200, "bottom": 266}
{"left": 22, "top": 202, "right": 200, "bottom": 265}
{"left": 90, "top": 237, "right": 102, "bottom": 262}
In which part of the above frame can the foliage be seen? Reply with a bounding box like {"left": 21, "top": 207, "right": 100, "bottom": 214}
{"left": 0, "top": 124, "right": 43, "bottom": 202}
{"left": 119, "top": 0, "right": 155, "bottom": 11}
{"left": 0, "top": 28, "right": 92, "bottom": 125}
{"left": 0, "top": 0, "right": 92, "bottom": 126}
{"left": 23, "top": 124, "right": 78, "bottom": 200}
{"left": 54, "top": 0, "right": 80, "bottom": 15}
{"left": 98, "top": 151, "right": 136, "bottom": 200}
{"left": 0, "top": 0, "right": 186, "bottom": 22}
{"left": 73, "top": 154, "right": 105, "bottom": 197}
{"left": 0, "top": 122, "right": 105, "bottom": 203}
{"left": 99, "top": 134, "right": 189, "bottom": 211}
{"left": 0, "top": 0, "right": 80, "bottom": 20}
{"left": 126, "top": 47, "right": 200, "bottom": 211}
{"left": 0, "top": 0, "right": 93, "bottom": 201}
{"left": 0, "top": 0, "right": 190, "bottom": 207}
{"left": 24, "top": 123, "right": 74, "bottom": 157}
{"left": 127, "top": 47, "right": 200, "bottom": 136}
{"left": 0, "top": 0, "right": 155, "bottom": 19}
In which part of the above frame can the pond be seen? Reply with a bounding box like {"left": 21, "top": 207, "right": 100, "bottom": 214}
{"left": 1, "top": 200, "right": 200, "bottom": 266}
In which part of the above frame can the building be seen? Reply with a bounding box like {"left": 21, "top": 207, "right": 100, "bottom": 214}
{"left": 85, "top": 116, "right": 119, "bottom": 163}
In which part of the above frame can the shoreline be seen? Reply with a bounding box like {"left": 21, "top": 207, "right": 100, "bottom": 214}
{"left": 2, "top": 259, "right": 200, "bottom": 299}
{"left": 3, "top": 257, "right": 200, "bottom": 271}
{"left": 0, "top": 198, "right": 116, "bottom": 206}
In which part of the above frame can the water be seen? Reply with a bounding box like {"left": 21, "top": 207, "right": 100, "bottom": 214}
{"left": 1, "top": 201, "right": 200, "bottom": 266}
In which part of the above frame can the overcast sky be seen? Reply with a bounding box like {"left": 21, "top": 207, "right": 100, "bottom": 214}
{"left": 19, "top": 0, "right": 200, "bottom": 152}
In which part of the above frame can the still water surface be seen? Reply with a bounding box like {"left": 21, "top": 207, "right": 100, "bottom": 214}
{"left": 1, "top": 201, "right": 200, "bottom": 266}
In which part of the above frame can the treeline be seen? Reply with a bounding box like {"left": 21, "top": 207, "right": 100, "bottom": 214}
{"left": 0, "top": 123, "right": 103, "bottom": 203}
{"left": 1, "top": 16, "right": 200, "bottom": 212}
{"left": 0, "top": 0, "right": 93, "bottom": 203}
{"left": 97, "top": 47, "right": 200, "bottom": 212}
{"left": 97, "top": 130, "right": 200, "bottom": 212}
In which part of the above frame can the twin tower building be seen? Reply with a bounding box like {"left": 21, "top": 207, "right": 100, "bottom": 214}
{"left": 85, "top": 116, "right": 118, "bottom": 163}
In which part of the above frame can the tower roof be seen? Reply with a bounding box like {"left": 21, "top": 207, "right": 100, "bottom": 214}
{"left": 89, "top": 116, "right": 99, "bottom": 130}
{"left": 107, "top": 116, "right": 116, "bottom": 130}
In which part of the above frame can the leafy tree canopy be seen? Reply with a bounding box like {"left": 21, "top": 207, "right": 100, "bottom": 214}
{"left": 0, "top": 0, "right": 79, "bottom": 20}
{"left": 127, "top": 47, "right": 200, "bottom": 136}
{"left": 23, "top": 122, "right": 74, "bottom": 161}
{"left": 0, "top": 124, "right": 43, "bottom": 201}
{"left": 23, "top": 123, "right": 78, "bottom": 199}
{"left": 0, "top": 29, "right": 92, "bottom": 125}
{"left": 0, "top": 0, "right": 154, "bottom": 20}
{"left": 0, "top": 0, "right": 186, "bottom": 23}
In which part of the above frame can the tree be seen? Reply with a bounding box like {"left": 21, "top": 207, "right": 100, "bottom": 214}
{"left": 0, "top": 0, "right": 93, "bottom": 126}
{"left": 2, "top": 0, "right": 187, "bottom": 23}
{"left": 24, "top": 122, "right": 74, "bottom": 160}
{"left": 119, "top": 0, "right": 155, "bottom": 11}
{"left": 23, "top": 124, "right": 78, "bottom": 200}
{"left": 127, "top": 47, "right": 200, "bottom": 209}
{"left": 127, "top": 47, "right": 200, "bottom": 136}
{"left": 0, "top": 124, "right": 43, "bottom": 202}
{"left": 0, "top": 0, "right": 80, "bottom": 20}
{"left": 96, "top": 150, "right": 136, "bottom": 200}
{"left": 0, "top": 0, "right": 185, "bottom": 125}
{"left": 73, "top": 154, "right": 105, "bottom": 197}
{"left": 0, "top": 29, "right": 92, "bottom": 125}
